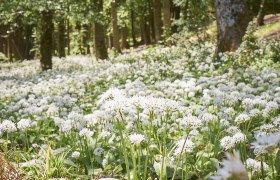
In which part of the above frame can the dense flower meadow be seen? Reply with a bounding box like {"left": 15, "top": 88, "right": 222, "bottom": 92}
{"left": 0, "top": 40, "right": 280, "bottom": 179}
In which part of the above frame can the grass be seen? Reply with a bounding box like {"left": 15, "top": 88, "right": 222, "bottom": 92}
{"left": 254, "top": 21, "right": 280, "bottom": 39}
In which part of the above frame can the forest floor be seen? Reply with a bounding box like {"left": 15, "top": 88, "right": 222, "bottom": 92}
{"left": 0, "top": 15, "right": 280, "bottom": 179}
{"left": 256, "top": 14, "right": 280, "bottom": 39}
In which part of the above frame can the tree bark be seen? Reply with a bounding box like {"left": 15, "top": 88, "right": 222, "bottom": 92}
{"left": 25, "top": 24, "right": 34, "bottom": 60}
{"left": 121, "top": 27, "right": 129, "bottom": 49}
{"left": 163, "top": 0, "right": 171, "bottom": 35}
{"left": 256, "top": 0, "right": 265, "bottom": 27}
{"left": 149, "top": 0, "right": 156, "bottom": 43}
{"left": 67, "top": 19, "right": 71, "bottom": 55}
{"left": 171, "top": 3, "right": 180, "bottom": 33}
{"left": 93, "top": 0, "right": 108, "bottom": 60}
{"left": 58, "top": 19, "right": 66, "bottom": 58}
{"left": 215, "top": 0, "right": 251, "bottom": 53}
{"left": 111, "top": 1, "right": 121, "bottom": 52}
{"left": 131, "top": 10, "right": 137, "bottom": 47}
{"left": 40, "top": 11, "right": 53, "bottom": 70}
{"left": 153, "top": 0, "right": 162, "bottom": 42}
{"left": 140, "top": 5, "right": 151, "bottom": 45}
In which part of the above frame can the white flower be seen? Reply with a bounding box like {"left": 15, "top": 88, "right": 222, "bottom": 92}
{"left": 102, "top": 158, "right": 107, "bottom": 168}
{"left": 0, "top": 120, "right": 17, "bottom": 133}
{"left": 234, "top": 113, "right": 250, "bottom": 125}
{"left": 246, "top": 158, "right": 268, "bottom": 174}
{"left": 220, "top": 136, "right": 235, "bottom": 150}
{"left": 17, "top": 119, "right": 32, "bottom": 131}
{"left": 211, "top": 151, "right": 248, "bottom": 180}
{"left": 174, "top": 138, "right": 194, "bottom": 156}
{"left": 99, "top": 130, "right": 111, "bottom": 138}
{"left": 71, "top": 151, "right": 80, "bottom": 158}
{"left": 182, "top": 115, "right": 202, "bottom": 129}
{"left": 79, "top": 128, "right": 94, "bottom": 138}
{"left": 251, "top": 132, "right": 280, "bottom": 154}
{"left": 233, "top": 132, "right": 246, "bottom": 144}
{"left": 226, "top": 126, "right": 241, "bottom": 135}
{"left": 129, "top": 133, "right": 146, "bottom": 145}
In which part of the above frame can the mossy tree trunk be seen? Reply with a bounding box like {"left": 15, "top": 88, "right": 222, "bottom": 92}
{"left": 215, "top": 0, "right": 251, "bottom": 53}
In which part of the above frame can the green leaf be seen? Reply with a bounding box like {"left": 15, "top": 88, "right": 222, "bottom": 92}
{"left": 275, "top": 150, "right": 280, "bottom": 175}
{"left": 113, "top": 164, "right": 123, "bottom": 174}
{"left": 210, "top": 158, "right": 220, "bottom": 167}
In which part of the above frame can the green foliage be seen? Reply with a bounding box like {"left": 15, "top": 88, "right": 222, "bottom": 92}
{"left": 173, "top": 0, "right": 213, "bottom": 31}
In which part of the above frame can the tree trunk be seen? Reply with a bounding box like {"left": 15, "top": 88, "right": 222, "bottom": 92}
{"left": 7, "top": 34, "right": 12, "bottom": 61}
{"left": 25, "top": 24, "right": 34, "bottom": 60}
{"left": 67, "top": 19, "right": 71, "bottom": 55}
{"left": 163, "top": 0, "right": 171, "bottom": 36}
{"left": 0, "top": 25, "right": 6, "bottom": 54}
{"left": 40, "top": 11, "right": 53, "bottom": 70}
{"left": 256, "top": 0, "right": 265, "bottom": 27}
{"left": 153, "top": 0, "right": 162, "bottom": 42}
{"left": 93, "top": 0, "right": 108, "bottom": 60}
{"left": 131, "top": 10, "right": 137, "bottom": 47}
{"left": 121, "top": 27, "right": 129, "bottom": 49}
{"left": 58, "top": 19, "right": 66, "bottom": 58}
{"left": 171, "top": 3, "right": 180, "bottom": 33}
{"left": 111, "top": 1, "right": 121, "bottom": 52}
{"left": 149, "top": 1, "right": 156, "bottom": 43}
{"left": 140, "top": 5, "right": 151, "bottom": 45}
{"left": 215, "top": 0, "right": 251, "bottom": 53}
{"left": 82, "top": 24, "right": 90, "bottom": 55}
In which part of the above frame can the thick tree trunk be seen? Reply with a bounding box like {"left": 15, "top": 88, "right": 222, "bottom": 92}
{"left": 93, "top": 0, "right": 108, "bottom": 60}
{"left": 256, "top": 0, "right": 265, "bottom": 27}
{"left": 111, "top": 1, "right": 121, "bottom": 52}
{"left": 58, "top": 19, "right": 66, "bottom": 58}
{"left": 40, "top": 11, "right": 53, "bottom": 70}
{"left": 93, "top": 23, "right": 108, "bottom": 59}
{"left": 163, "top": 0, "right": 171, "bottom": 35}
{"left": 153, "top": 0, "right": 162, "bottom": 42}
{"left": 215, "top": 0, "right": 251, "bottom": 53}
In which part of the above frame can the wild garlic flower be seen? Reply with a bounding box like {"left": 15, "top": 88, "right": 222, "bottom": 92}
{"left": 129, "top": 133, "right": 146, "bottom": 146}
{"left": 17, "top": 119, "right": 32, "bottom": 131}
{"left": 211, "top": 151, "right": 248, "bottom": 180}
{"left": 220, "top": 136, "right": 235, "bottom": 150}
{"left": 233, "top": 132, "right": 247, "bottom": 144}
{"left": 174, "top": 138, "right": 194, "bottom": 156}
{"left": 234, "top": 113, "right": 250, "bottom": 125}
{"left": 246, "top": 158, "right": 268, "bottom": 174}
{"left": 79, "top": 128, "right": 94, "bottom": 138}
{"left": 0, "top": 120, "right": 17, "bottom": 133}
{"left": 71, "top": 151, "right": 80, "bottom": 158}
